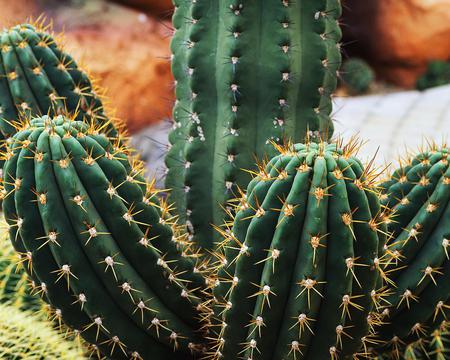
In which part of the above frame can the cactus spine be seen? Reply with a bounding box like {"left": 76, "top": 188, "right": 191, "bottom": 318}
{"left": 165, "top": 0, "right": 342, "bottom": 250}
{"left": 2, "top": 115, "right": 205, "bottom": 359}
{"left": 375, "top": 146, "right": 450, "bottom": 357}
{"left": 207, "top": 140, "right": 386, "bottom": 359}
{"left": 0, "top": 302, "right": 86, "bottom": 359}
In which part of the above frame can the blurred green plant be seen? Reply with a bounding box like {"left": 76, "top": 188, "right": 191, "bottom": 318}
{"left": 416, "top": 60, "right": 450, "bottom": 91}
{"left": 341, "top": 58, "right": 375, "bottom": 94}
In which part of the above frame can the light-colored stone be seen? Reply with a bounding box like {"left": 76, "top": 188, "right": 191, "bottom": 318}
{"left": 343, "top": 0, "right": 450, "bottom": 87}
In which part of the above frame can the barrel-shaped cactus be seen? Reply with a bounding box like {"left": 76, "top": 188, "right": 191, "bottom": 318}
{"left": 0, "top": 22, "right": 120, "bottom": 165}
{"left": 2, "top": 115, "right": 205, "bottom": 359}
{"left": 207, "top": 140, "right": 387, "bottom": 359}
{"left": 0, "top": 302, "right": 86, "bottom": 359}
{"left": 374, "top": 146, "right": 450, "bottom": 358}
{"left": 165, "top": 0, "right": 342, "bottom": 250}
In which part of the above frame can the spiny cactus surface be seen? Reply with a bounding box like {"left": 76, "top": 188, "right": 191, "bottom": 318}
{"left": 375, "top": 146, "right": 450, "bottom": 358}
{"left": 207, "top": 140, "right": 386, "bottom": 359}
{"left": 2, "top": 115, "right": 205, "bottom": 359}
{"left": 0, "top": 22, "right": 120, "bottom": 167}
{"left": 0, "top": 229, "right": 44, "bottom": 312}
{"left": 165, "top": 0, "right": 343, "bottom": 250}
{"left": 0, "top": 302, "right": 86, "bottom": 359}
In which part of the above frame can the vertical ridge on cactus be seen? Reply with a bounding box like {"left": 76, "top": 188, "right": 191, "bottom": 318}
{"left": 2, "top": 115, "right": 205, "bottom": 359}
{"left": 206, "top": 139, "right": 386, "bottom": 359}
{"left": 374, "top": 145, "right": 450, "bottom": 358}
{"left": 165, "top": 0, "right": 342, "bottom": 250}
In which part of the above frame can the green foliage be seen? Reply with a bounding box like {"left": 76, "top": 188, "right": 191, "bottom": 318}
{"left": 2, "top": 115, "right": 205, "bottom": 359}
{"left": 207, "top": 140, "right": 386, "bottom": 359}
{"left": 341, "top": 58, "right": 375, "bottom": 94}
{"left": 0, "top": 302, "right": 86, "bottom": 359}
{"left": 165, "top": 0, "right": 342, "bottom": 250}
{"left": 375, "top": 146, "right": 450, "bottom": 357}
{"left": 416, "top": 60, "right": 450, "bottom": 91}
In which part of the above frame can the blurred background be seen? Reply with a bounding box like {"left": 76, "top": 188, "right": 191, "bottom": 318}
{"left": 2, "top": 0, "right": 449, "bottom": 177}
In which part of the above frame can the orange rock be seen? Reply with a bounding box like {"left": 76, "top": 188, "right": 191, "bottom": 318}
{"left": 0, "top": 0, "right": 39, "bottom": 27}
{"left": 50, "top": 1, "right": 174, "bottom": 133}
{"left": 343, "top": 0, "right": 450, "bottom": 87}
{"left": 111, "top": 0, "right": 174, "bottom": 15}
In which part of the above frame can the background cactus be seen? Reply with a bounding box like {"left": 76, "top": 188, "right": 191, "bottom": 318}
{"left": 0, "top": 302, "right": 86, "bottom": 359}
{"left": 416, "top": 60, "right": 450, "bottom": 91}
{"left": 341, "top": 58, "right": 375, "bottom": 94}
{"left": 0, "top": 226, "right": 44, "bottom": 312}
{"left": 207, "top": 140, "right": 387, "bottom": 359}
{"left": 374, "top": 145, "right": 450, "bottom": 358}
{"left": 2, "top": 115, "right": 206, "bottom": 359}
{"left": 0, "top": 21, "right": 121, "bottom": 168}
{"left": 165, "top": 0, "right": 343, "bottom": 250}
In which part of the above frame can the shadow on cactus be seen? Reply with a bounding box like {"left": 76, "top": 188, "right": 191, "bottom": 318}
{"left": 2, "top": 115, "right": 207, "bottom": 359}
{"left": 206, "top": 138, "right": 388, "bottom": 359}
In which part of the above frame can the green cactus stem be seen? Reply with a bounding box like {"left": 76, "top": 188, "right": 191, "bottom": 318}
{"left": 2, "top": 115, "right": 206, "bottom": 359}
{"left": 206, "top": 139, "right": 387, "bottom": 359}
{"left": 374, "top": 146, "right": 450, "bottom": 358}
{"left": 165, "top": 0, "right": 342, "bottom": 250}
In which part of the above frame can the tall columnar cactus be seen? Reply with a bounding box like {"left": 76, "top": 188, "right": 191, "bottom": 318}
{"left": 0, "top": 22, "right": 120, "bottom": 165}
{"left": 2, "top": 115, "right": 206, "bottom": 359}
{"left": 0, "top": 302, "right": 86, "bottom": 359}
{"left": 374, "top": 146, "right": 450, "bottom": 358}
{"left": 0, "top": 230, "right": 44, "bottom": 312}
{"left": 207, "top": 140, "right": 387, "bottom": 359}
{"left": 165, "top": 0, "right": 342, "bottom": 250}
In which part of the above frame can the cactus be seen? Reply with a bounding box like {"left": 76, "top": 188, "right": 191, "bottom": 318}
{"left": 165, "top": 0, "right": 343, "bottom": 250}
{"left": 2, "top": 115, "right": 206, "bottom": 359}
{"left": 0, "top": 302, "right": 86, "bottom": 359}
{"left": 416, "top": 60, "right": 450, "bottom": 91}
{"left": 0, "top": 22, "right": 121, "bottom": 168}
{"left": 207, "top": 139, "right": 387, "bottom": 359}
{"left": 0, "top": 227, "right": 44, "bottom": 312}
{"left": 341, "top": 58, "right": 374, "bottom": 94}
{"left": 374, "top": 146, "right": 450, "bottom": 358}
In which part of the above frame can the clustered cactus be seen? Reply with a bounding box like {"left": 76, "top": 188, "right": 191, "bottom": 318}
{"left": 0, "top": 1, "right": 449, "bottom": 360}
{"left": 166, "top": 0, "right": 342, "bottom": 250}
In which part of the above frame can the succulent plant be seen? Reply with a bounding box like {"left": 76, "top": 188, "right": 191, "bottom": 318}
{"left": 206, "top": 139, "right": 387, "bottom": 359}
{"left": 374, "top": 146, "right": 450, "bottom": 358}
{"left": 416, "top": 60, "right": 450, "bottom": 91}
{"left": 341, "top": 58, "right": 374, "bottom": 94}
{"left": 2, "top": 115, "right": 206, "bottom": 359}
{"left": 0, "top": 22, "right": 121, "bottom": 168}
{"left": 0, "top": 302, "right": 86, "bottom": 359}
{"left": 165, "top": 0, "right": 343, "bottom": 250}
{"left": 0, "top": 228, "right": 44, "bottom": 312}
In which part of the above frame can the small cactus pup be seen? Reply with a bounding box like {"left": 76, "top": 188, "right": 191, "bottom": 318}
{"left": 341, "top": 58, "right": 375, "bottom": 94}
{"left": 416, "top": 60, "right": 450, "bottom": 91}
{"left": 374, "top": 145, "right": 450, "bottom": 358}
{"left": 207, "top": 139, "right": 387, "bottom": 359}
{"left": 165, "top": 0, "right": 343, "bottom": 250}
{"left": 0, "top": 302, "right": 86, "bottom": 359}
{"left": 0, "top": 21, "right": 121, "bottom": 167}
{"left": 2, "top": 115, "right": 206, "bottom": 359}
